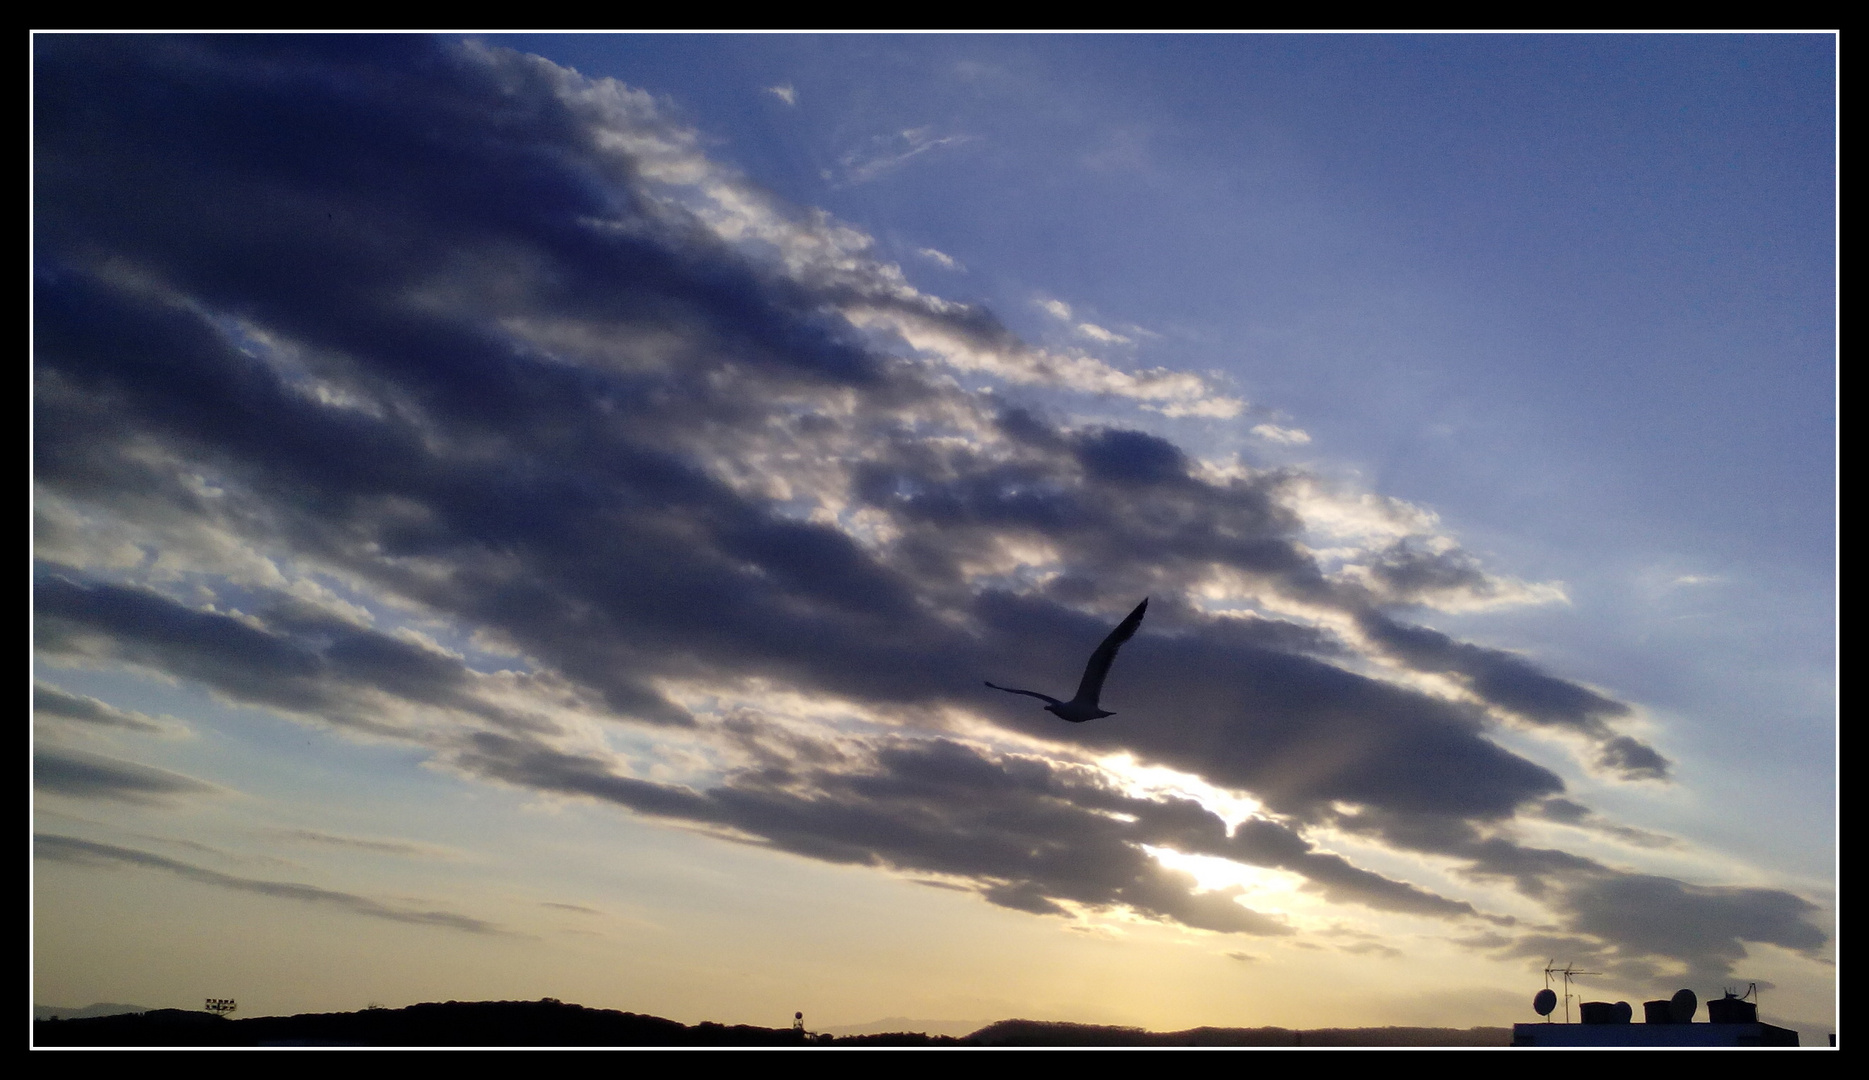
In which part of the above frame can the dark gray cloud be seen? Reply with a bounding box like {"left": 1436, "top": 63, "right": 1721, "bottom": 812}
{"left": 1355, "top": 612, "right": 1666, "bottom": 780}
{"left": 30, "top": 36, "right": 1817, "bottom": 965}
{"left": 451, "top": 723, "right": 1495, "bottom": 934}
{"left": 1558, "top": 873, "right": 1825, "bottom": 986}
{"left": 1534, "top": 796, "right": 1677, "bottom": 848}
{"left": 34, "top": 833, "right": 499, "bottom": 934}
{"left": 1333, "top": 808, "right": 1825, "bottom": 983}
{"left": 1225, "top": 819, "right": 1483, "bottom": 920}
{"left": 1595, "top": 736, "right": 1670, "bottom": 781}
{"left": 34, "top": 682, "right": 172, "bottom": 734}
{"left": 35, "top": 575, "right": 564, "bottom": 739}
{"left": 1363, "top": 540, "right": 1497, "bottom": 601}
{"left": 34, "top": 747, "right": 219, "bottom": 803}
{"left": 455, "top": 726, "right": 1300, "bottom": 933}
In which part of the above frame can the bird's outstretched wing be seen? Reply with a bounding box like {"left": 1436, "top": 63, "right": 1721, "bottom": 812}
{"left": 984, "top": 681, "right": 1063, "bottom": 707}
{"left": 1072, "top": 598, "right": 1148, "bottom": 707}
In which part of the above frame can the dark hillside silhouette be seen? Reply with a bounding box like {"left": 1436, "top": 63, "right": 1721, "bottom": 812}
{"left": 33, "top": 999, "right": 808, "bottom": 1047}
{"left": 33, "top": 998, "right": 1510, "bottom": 1047}
{"left": 963, "top": 1019, "right": 1510, "bottom": 1046}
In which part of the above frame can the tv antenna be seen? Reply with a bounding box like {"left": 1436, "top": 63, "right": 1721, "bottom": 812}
{"left": 1543, "top": 961, "right": 1600, "bottom": 1024}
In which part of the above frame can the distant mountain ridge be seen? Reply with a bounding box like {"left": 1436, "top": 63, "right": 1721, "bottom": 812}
{"left": 966, "top": 1019, "right": 1510, "bottom": 1046}
{"left": 33, "top": 998, "right": 1513, "bottom": 1046}
{"left": 34, "top": 1003, "right": 151, "bottom": 1022}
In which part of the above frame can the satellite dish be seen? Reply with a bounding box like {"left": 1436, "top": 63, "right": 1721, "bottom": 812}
{"left": 1670, "top": 989, "right": 1697, "bottom": 1023}
{"left": 1534, "top": 988, "right": 1557, "bottom": 1016}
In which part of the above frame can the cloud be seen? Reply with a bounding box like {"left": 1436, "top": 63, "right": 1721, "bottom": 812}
{"left": 1251, "top": 423, "right": 1311, "bottom": 445}
{"left": 34, "top": 682, "right": 177, "bottom": 734}
{"left": 30, "top": 36, "right": 1819, "bottom": 968}
{"left": 268, "top": 828, "right": 460, "bottom": 859}
{"left": 1076, "top": 322, "right": 1131, "bottom": 345}
{"left": 34, "top": 834, "right": 500, "bottom": 934}
{"left": 1035, "top": 299, "right": 1134, "bottom": 346}
{"left": 35, "top": 575, "right": 613, "bottom": 737}
{"left": 1329, "top": 811, "right": 1825, "bottom": 984}
{"left": 1339, "top": 540, "right": 1569, "bottom": 613}
{"left": 34, "top": 747, "right": 220, "bottom": 804}
{"left": 1354, "top": 611, "right": 1667, "bottom": 780}
{"left": 765, "top": 84, "right": 796, "bottom": 106}
{"left": 917, "top": 247, "right": 962, "bottom": 271}
{"left": 133, "top": 833, "right": 299, "bottom": 868}
{"left": 1534, "top": 797, "right": 1678, "bottom": 848}
{"left": 451, "top": 725, "right": 1486, "bottom": 934}
{"left": 1558, "top": 873, "right": 1825, "bottom": 983}
{"left": 839, "top": 126, "right": 976, "bottom": 184}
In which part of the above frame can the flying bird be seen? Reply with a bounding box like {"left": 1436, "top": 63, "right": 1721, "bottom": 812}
{"left": 986, "top": 598, "right": 1148, "bottom": 723}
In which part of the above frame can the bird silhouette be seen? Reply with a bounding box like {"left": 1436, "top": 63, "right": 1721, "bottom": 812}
{"left": 986, "top": 598, "right": 1148, "bottom": 722}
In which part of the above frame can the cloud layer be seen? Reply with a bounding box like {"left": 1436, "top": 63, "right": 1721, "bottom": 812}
{"left": 33, "top": 36, "right": 1823, "bottom": 987}
{"left": 35, "top": 834, "right": 498, "bottom": 933}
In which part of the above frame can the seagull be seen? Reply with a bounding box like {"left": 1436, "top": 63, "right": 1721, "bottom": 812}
{"left": 986, "top": 598, "right": 1148, "bottom": 723}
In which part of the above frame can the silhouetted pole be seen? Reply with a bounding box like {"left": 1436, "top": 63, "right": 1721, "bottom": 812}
{"left": 1543, "top": 962, "right": 1598, "bottom": 1024}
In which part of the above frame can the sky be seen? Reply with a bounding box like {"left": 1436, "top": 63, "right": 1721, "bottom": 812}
{"left": 32, "top": 33, "right": 1835, "bottom": 1040}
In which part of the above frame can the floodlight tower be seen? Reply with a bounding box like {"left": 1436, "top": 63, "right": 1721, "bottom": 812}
{"left": 205, "top": 998, "right": 237, "bottom": 1019}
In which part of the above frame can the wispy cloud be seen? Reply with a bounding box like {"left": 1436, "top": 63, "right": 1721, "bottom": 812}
{"left": 35, "top": 834, "right": 501, "bottom": 934}
{"left": 838, "top": 126, "right": 976, "bottom": 184}
{"left": 34, "top": 682, "right": 180, "bottom": 735}
{"left": 1036, "top": 297, "right": 1135, "bottom": 347}
{"left": 267, "top": 828, "right": 462, "bottom": 860}
{"left": 1251, "top": 423, "right": 1312, "bottom": 446}
{"left": 34, "top": 747, "right": 220, "bottom": 804}
{"left": 1075, "top": 322, "right": 1131, "bottom": 345}
{"left": 765, "top": 83, "right": 796, "bottom": 106}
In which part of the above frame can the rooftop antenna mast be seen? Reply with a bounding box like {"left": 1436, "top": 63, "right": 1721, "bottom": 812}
{"left": 1543, "top": 960, "right": 1601, "bottom": 1024}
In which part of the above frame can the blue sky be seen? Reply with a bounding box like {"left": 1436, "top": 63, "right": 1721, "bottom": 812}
{"left": 33, "top": 34, "right": 1834, "bottom": 1039}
